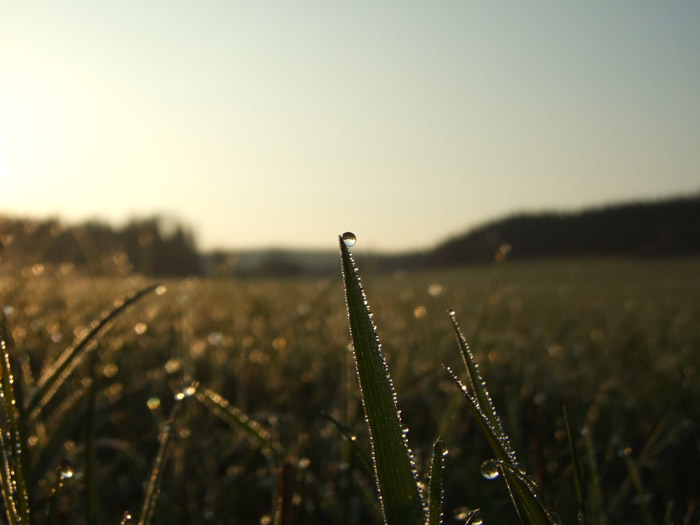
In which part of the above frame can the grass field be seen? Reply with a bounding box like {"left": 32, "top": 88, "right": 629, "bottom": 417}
{"left": 1, "top": 255, "right": 699, "bottom": 524}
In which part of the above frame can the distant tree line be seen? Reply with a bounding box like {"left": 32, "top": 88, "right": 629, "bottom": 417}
{"left": 0, "top": 215, "right": 201, "bottom": 277}
{"left": 426, "top": 194, "right": 700, "bottom": 266}
{"left": 2, "top": 194, "right": 698, "bottom": 277}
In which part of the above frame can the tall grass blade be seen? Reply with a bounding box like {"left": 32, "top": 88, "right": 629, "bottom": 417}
{"left": 582, "top": 429, "right": 605, "bottom": 525}
{"left": 621, "top": 448, "right": 654, "bottom": 525}
{"left": 26, "top": 284, "right": 159, "bottom": 420}
{"left": 273, "top": 459, "right": 294, "bottom": 525}
{"left": 322, "top": 411, "right": 373, "bottom": 476}
{"left": 445, "top": 311, "right": 555, "bottom": 524}
{"left": 427, "top": 439, "right": 447, "bottom": 525}
{"left": 84, "top": 367, "right": 98, "bottom": 525}
{"left": 0, "top": 316, "right": 31, "bottom": 525}
{"left": 137, "top": 398, "right": 182, "bottom": 525}
{"left": 194, "top": 387, "right": 281, "bottom": 456}
{"left": 563, "top": 405, "right": 586, "bottom": 524}
{"left": 338, "top": 236, "right": 425, "bottom": 525}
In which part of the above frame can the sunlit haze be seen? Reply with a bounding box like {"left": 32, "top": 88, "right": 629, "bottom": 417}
{"left": 1, "top": 2, "right": 699, "bottom": 252}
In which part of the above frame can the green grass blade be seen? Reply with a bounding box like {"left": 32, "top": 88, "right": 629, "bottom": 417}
{"left": 445, "top": 310, "right": 556, "bottom": 525}
{"left": 137, "top": 398, "right": 182, "bottom": 525}
{"left": 194, "top": 386, "right": 282, "bottom": 456}
{"left": 427, "top": 439, "right": 447, "bottom": 525}
{"left": 26, "top": 284, "right": 159, "bottom": 420}
{"left": 84, "top": 367, "right": 99, "bottom": 525}
{"left": 621, "top": 447, "right": 654, "bottom": 525}
{"left": 563, "top": 405, "right": 586, "bottom": 524}
{"left": 321, "top": 411, "right": 374, "bottom": 476}
{"left": 339, "top": 235, "right": 425, "bottom": 525}
{"left": 582, "top": 429, "right": 605, "bottom": 525}
{"left": 448, "top": 310, "right": 514, "bottom": 462}
{"left": 0, "top": 317, "right": 31, "bottom": 525}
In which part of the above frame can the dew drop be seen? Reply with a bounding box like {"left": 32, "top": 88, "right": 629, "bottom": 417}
{"left": 452, "top": 506, "right": 470, "bottom": 520}
{"left": 60, "top": 467, "right": 74, "bottom": 480}
{"left": 480, "top": 459, "right": 500, "bottom": 480}
{"left": 447, "top": 308, "right": 456, "bottom": 318}
{"left": 341, "top": 232, "right": 356, "bottom": 247}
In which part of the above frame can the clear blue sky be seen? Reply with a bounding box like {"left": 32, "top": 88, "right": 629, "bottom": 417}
{"left": 1, "top": 2, "right": 699, "bottom": 252}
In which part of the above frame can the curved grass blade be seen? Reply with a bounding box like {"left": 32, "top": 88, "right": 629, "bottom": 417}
{"left": 321, "top": 411, "right": 373, "bottom": 476}
{"left": 427, "top": 439, "right": 447, "bottom": 525}
{"left": 339, "top": 235, "right": 425, "bottom": 525}
{"left": 26, "top": 284, "right": 159, "bottom": 420}
{"left": 137, "top": 398, "right": 182, "bottom": 525}
{"left": 563, "top": 405, "right": 586, "bottom": 524}
{"left": 621, "top": 447, "right": 653, "bottom": 525}
{"left": 0, "top": 318, "right": 31, "bottom": 525}
{"left": 84, "top": 367, "right": 98, "bottom": 525}
{"left": 445, "top": 310, "right": 556, "bottom": 524}
{"left": 194, "top": 387, "right": 282, "bottom": 457}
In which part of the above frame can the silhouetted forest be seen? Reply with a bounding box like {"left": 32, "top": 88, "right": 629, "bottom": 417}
{"left": 1, "top": 194, "right": 699, "bottom": 277}
{"left": 426, "top": 194, "right": 700, "bottom": 266}
{"left": 0, "top": 216, "right": 201, "bottom": 276}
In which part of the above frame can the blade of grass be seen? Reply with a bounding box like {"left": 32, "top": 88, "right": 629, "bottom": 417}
{"left": 194, "top": 386, "right": 282, "bottom": 457}
{"left": 0, "top": 317, "right": 31, "bottom": 525}
{"left": 620, "top": 447, "right": 654, "bottom": 525}
{"left": 273, "top": 459, "right": 294, "bottom": 525}
{"left": 137, "top": 397, "right": 182, "bottom": 525}
{"left": 84, "top": 366, "right": 98, "bottom": 525}
{"left": 427, "top": 439, "right": 447, "bottom": 525}
{"left": 26, "top": 284, "right": 159, "bottom": 420}
{"left": 445, "top": 310, "right": 556, "bottom": 525}
{"left": 582, "top": 428, "right": 605, "bottom": 525}
{"left": 339, "top": 235, "right": 425, "bottom": 525}
{"left": 563, "top": 405, "right": 586, "bottom": 524}
{"left": 321, "top": 411, "right": 373, "bottom": 476}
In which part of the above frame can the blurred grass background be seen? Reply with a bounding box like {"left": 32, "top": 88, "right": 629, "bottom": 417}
{"left": 1, "top": 254, "right": 698, "bottom": 523}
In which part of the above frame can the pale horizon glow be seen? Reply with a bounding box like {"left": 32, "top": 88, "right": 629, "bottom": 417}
{"left": 1, "top": 2, "right": 699, "bottom": 253}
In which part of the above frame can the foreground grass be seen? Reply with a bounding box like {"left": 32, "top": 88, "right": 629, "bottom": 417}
{"left": 0, "top": 255, "right": 698, "bottom": 523}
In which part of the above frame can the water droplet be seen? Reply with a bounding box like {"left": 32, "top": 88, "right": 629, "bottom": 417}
{"left": 447, "top": 308, "right": 456, "bottom": 318}
{"left": 452, "top": 506, "right": 470, "bottom": 520}
{"left": 60, "top": 467, "right": 74, "bottom": 480}
{"left": 341, "top": 232, "right": 356, "bottom": 247}
{"left": 480, "top": 459, "right": 500, "bottom": 480}
{"left": 514, "top": 462, "right": 526, "bottom": 474}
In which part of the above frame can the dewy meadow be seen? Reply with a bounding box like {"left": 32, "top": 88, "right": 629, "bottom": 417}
{"left": 0, "top": 223, "right": 699, "bottom": 524}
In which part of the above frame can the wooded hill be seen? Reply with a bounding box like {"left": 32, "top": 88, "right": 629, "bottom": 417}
{"left": 2, "top": 193, "right": 698, "bottom": 277}
{"left": 424, "top": 194, "right": 700, "bottom": 267}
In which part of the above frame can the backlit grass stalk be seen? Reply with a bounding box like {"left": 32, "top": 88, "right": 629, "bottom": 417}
{"left": 563, "top": 405, "right": 586, "bottom": 524}
{"left": 194, "top": 387, "right": 281, "bottom": 456}
{"left": 137, "top": 398, "right": 182, "bottom": 525}
{"left": 427, "top": 439, "right": 447, "bottom": 525}
{"left": 445, "top": 311, "right": 555, "bottom": 524}
{"left": 26, "top": 284, "right": 159, "bottom": 420}
{"left": 0, "top": 317, "right": 31, "bottom": 525}
{"left": 339, "top": 236, "right": 425, "bottom": 525}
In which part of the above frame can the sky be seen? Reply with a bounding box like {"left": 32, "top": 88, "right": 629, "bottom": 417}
{"left": 1, "top": 2, "right": 699, "bottom": 253}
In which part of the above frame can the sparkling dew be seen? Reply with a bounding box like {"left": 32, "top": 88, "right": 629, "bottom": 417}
{"left": 341, "top": 232, "right": 356, "bottom": 247}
